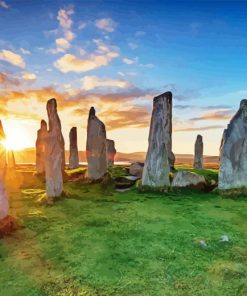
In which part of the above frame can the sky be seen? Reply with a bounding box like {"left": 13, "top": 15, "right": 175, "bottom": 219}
{"left": 0, "top": 0, "right": 247, "bottom": 155}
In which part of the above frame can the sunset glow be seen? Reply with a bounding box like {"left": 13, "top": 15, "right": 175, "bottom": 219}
{"left": 2, "top": 123, "right": 33, "bottom": 151}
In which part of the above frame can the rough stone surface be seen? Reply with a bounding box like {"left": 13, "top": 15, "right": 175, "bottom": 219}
{"left": 36, "top": 120, "right": 47, "bottom": 174}
{"left": 69, "top": 127, "right": 79, "bottom": 169}
{"left": 129, "top": 162, "right": 144, "bottom": 178}
{"left": 194, "top": 135, "right": 203, "bottom": 169}
{"left": 142, "top": 92, "right": 171, "bottom": 187}
{"left": 86, "top": 107, "right": 107, "bottom": 180}
{"left": 172, "top": 171, "right": 206, "bottom": 189}
{"left": 0, "top": 120, "right": 8, "bottom": 220}
{"left": 219, "top": 99, "right": 247, "bottom": 189}
{"left": 45, "top": 98, "right": 64, "bottom": 198}
{"left": 106, "top": 139, "right": 116, "bottom": 167}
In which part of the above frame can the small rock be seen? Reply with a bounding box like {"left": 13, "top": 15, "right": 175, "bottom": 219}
{"left": 199, "top": 240, "right": 207, "bottom": 248}
{"left": 220, "top": 235, "right": 229, "bottom": 242}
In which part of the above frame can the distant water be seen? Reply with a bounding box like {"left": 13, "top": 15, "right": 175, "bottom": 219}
{"left": 16, "top": 161, "right": 131, "bottom": 166}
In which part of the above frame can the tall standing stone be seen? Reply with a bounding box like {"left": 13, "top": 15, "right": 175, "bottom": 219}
{"left": 219, "top": 99, "right": 247, "bottom": 190}
{"left": 0, "top": 121, "right": 8, "bottom": 220}
{"left": 158, "top": 91, "right": 175, "bottom": 170}
{"left": 69, "top": 127, "right": 79, "bottom": 169}
{"left": 86, "top": 107, "right": 107, "bottom": 180}
{"left": 193, "top": 135, "right": 203, "bottom": 169}
{"left": 142, "top": 92, "right": 171, "bottom": 187}
{"left": 106, "top": 139, "right": 116, "bottom": 167}
{"left": 36, "top": 120, "right": 47, "bottom": 174}
{"left": 45, "top": 98, "right": 64, "bottom": 198}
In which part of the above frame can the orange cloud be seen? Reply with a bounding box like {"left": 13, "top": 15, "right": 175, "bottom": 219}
{"left": 95, "top": 18, "right": 116, "bottom": 32}
{"left": 0, "top": 50, "right": 25, "bottom": 68}
{"left": 81, "top": 76, "right": 131, "bottom": 90}
{"left": 190, "top": 110, "right": 234, "bottom": 121}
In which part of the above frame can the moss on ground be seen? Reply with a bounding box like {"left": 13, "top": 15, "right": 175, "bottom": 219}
{"left": 0, "top": 167, "right": 247, "bottom": 295}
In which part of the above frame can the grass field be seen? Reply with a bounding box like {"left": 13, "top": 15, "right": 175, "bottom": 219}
{"left": 0, "top": 167, "right": 247, "bottom": 296}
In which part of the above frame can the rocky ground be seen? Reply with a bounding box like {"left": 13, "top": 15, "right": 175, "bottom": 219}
{"left": 0, "top": 165, "right": 246, "bottom": 296}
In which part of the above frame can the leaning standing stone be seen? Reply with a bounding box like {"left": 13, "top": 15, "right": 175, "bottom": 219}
{"left": 69, "top": 127, "right": 79, "bottom": 169}
{"left": 106, "top": 139, "right": 116, "bottom": 167}
{"left": 142, "top": 92, "right": 170, "bottom": 187}
{"left": 36, "top": 120, "right": 47, "bottom": 174}
{"left": 219, "top": 99, "right": 247, "bottom": 189}
{"left": 86, "top": 107, "right": 107, "bottom": 180}
{"left": 193, "top": 135, "right": 203, "bottom": 169}
{"left": 45, "top": 98, "right": 64, "bottom": 198}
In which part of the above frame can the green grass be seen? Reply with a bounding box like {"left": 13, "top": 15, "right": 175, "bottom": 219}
{"left": 0, "top": 167, "right": 247, "bottom": 295}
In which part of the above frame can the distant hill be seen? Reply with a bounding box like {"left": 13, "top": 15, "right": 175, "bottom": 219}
{"left": 14, "top": 148, "right": 219, "bottom": 168}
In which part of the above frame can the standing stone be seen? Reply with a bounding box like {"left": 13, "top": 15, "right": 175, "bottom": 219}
{"left": 142, "top": 92, "right": 170, "bottom": 187}
{"left": 155, "top": 91, "right": 175, "bottom": 170}
{"left": 36, "top": 120, "right": 47, "bottom": 174}
{"left": 86, "top": 107, "right": 107, "bottom": 180}
{"left": 193, "top": 135, "right": 203, "bottom": 169}
{"left": 219, "top": 99, "right": 247, "bottom": 189}
{"left": 69, "top": 127, "right": 79, "bottom": 169}
{"left": 106, "top": 139, "right": 116, "bottom": 167}
{"left": 0, "top": 121, "right": 8, "bottom": 219}
{"left": 45, "top": 98, "right": 64, "bottom": 198}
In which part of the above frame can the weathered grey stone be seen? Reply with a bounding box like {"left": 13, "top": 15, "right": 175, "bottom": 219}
{"left": 69, "top": 127, "right": 79, "bottom": 169}
{"left": 172, "top": 171, "right": 206, "bottom": 188}
{"left": 86, "top": 107, "right": 107, "bottom": 180}
{"left": 106, "top": 139, "right": 116, "bottom": 167}
{"left": 219, "top": 99, "right": 247, "bottom": 189}
{"left": 193, "top": 135, "right": 203, "bottom": 169}
{"left": 129, "top": 162, "right": 144, "bottom": 178}
{"left": 150, "top": 91, "right": 175, "bottom": 170}
{"left": 36, "top": 120, "right": 47, "bottom": 174}
{"left": 0, "top": 121, "right": 8, "bottom": 219}
{"left": 45, "top": 98, "right": 64, "bottom": 198}
{"left": 142, "top": 92, "right": 171, "bottom": 187}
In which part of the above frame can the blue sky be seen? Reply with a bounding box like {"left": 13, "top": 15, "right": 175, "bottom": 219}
{"left": 0, "top": 0, "right": 246, "bottom": 154}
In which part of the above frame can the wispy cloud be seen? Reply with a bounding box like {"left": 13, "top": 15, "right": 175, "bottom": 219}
{"left": 81, "top": 75, "right": 131, "bottom": 91}
{"left": 0, "top": 0, "right": 9, "bottom": 9}
{"left": 50, "top": 6, "right": 75, "bottom": 54}
{"left": 54, "top": 40, "right": 119, "bottom": 73}
{"left": 190, "top": 110, "right": 234, "bottom": 121}
{"left": 175, "top": 125, "right": 225, "bottom": 132}
{"left": 95, "top": 18, "right": 117, "bottom": 32}
{"left": 22, "top": 72, "right": 37, "bottom": 81}
{"left": 123, "top": 57, "right": 138, "bottom": 65}
{"left": 0, "top": 50, "right": 25, "bottom": 68}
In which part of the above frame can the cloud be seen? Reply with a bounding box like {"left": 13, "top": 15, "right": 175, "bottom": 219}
{"left": 81, "top": 76, "right": 131, "bottom": 91}
{"left": 139, "top": 63, "right": 154, "bottom": 68}
{"left": 57, "top": 6, "right": 74, "bottom": 30}
{"left": 22, "top": 72, "right": 37, "bottom": 81}
{"left": 123, "top": 57, "right": 137, "bottom": 65}
{"left": 174, "top": 104, "right": 233, "bottom": 110}
{"left": 95, "top": 18, "right": 117, "bottom": 32}
{"left": 0, "top": 72, "right": 20, "bottom": 86}
{"left": 20, "top": 48, "right": 30, "bottom": 55}
{"left": 50, "top": 6, "right": 75, "bottom": 54}
{"left": 55, "top": 38, "right": 70, "bottom": 50}
{"left": 0, "top": 0, "right": 9, "bottom": 9}
{"left": 135, "top": 31, "right": 146, "bottom": 37}
{"left": 0, "top": 50, "right": 25, "bottom": 68}
{"left": 175, "top": 125, "right": 225, "bottom": 132}
{"left": 128, "top": 42, "right": 138, "bottom": 50}
{"left": 78, "top": 21, "right": 87, "bottom": 30}
{"left": 54, "top": 41, "right": 119, "bottom": 73}
{"left": 190, "top": 110, "right": 234, "bottom": 121}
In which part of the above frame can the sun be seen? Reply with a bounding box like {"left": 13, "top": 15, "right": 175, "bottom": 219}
{"left": 2, "top": 121, "right": 33, "bottom": 151}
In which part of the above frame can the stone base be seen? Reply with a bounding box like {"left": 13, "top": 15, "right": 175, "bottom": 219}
{"left": 0, "top": 215, "right": 19, "bottom": 238}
